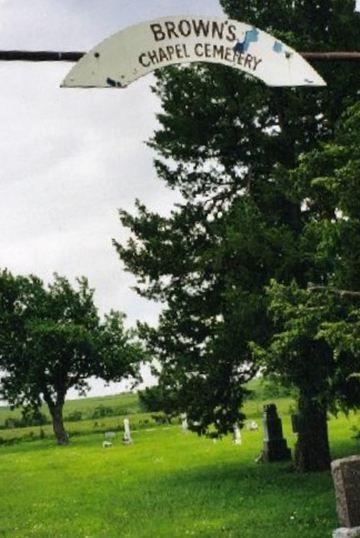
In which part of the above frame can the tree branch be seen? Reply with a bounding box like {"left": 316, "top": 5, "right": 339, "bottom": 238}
{"left": 307, "top": 283, "right": 360, "bottom": 298}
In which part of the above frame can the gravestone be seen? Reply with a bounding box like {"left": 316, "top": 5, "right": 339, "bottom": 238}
{"left": 331, "top": 455, "right": 360, "bottom": 538}
{"left": 233, "top": 423, "right": 242, "bottom": 445}
{"left": 180, "top": 413, "right": 189, "bottom": 432}
{"left": 123, "top": 418, "right": 133, "bottom": 445}
{"left": 262, "top": 404, "right": 291, "bottom": 462}
{"left": 247, "top": 420, "right": 259, "bottom": 431}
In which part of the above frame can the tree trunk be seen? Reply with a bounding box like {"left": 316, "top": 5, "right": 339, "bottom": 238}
{"left": 294, "top": 393, "right": 331, "bottom": 472}
{"left": 49, "top": 403, "right": 68, "bottom": 445}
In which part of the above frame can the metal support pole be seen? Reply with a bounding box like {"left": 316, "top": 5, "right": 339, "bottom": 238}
{"left": 0, "top": 51, "right": 84, "bottom": 62}
{"left": 0, "top": 50, "right": 360, "bottom": 63}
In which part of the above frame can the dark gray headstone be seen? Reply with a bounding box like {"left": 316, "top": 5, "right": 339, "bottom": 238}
{"left": 262, "top": 404, "right": 291, "bottom": 463}
{"left": 332, "top": 456, "right": 360, "bottom": 528}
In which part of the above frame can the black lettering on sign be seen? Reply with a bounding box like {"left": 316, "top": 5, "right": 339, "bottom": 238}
{"left": 140, "top": 30, "right": 264, "bottom": 73}
{"left": 148, "top": 50, "right": 159, "bottom": 64}
{"left": 253, "top": 57, "right": 263, "bottom": 71}
{"left": 139, "top": 53, "right": 151, "bottom": 67}
{"left": 226, "top": 24, "right": 237, "bottom": 42}
{"left": 244, "top": 53, "right": 253, "bottom": 69}
{"left": 192, "top": 19, "right": 210, "bottom": 38}
{"left": 183, "top": 44, "right": 190, "bottom": 59}
{"left": 236, "top": 53, "right": 245, "bottom": 66}
{"left": 165, "top": 21, "right": 179, "bottom": 39}
{"left": 194, "top": 43, "right": 204, "bottom": 57}
{"left": 213, "top": 44, "right": 224, "bottom": 59}
{"left": 175, "top": 44, "right": 184, "bottom": 59}
{"left": 150, "top": 19, "right": 241, "bottom": 46}
{"left": 166, "top": 46, "right": 176, "bottom": 61}
{"left": 150, "top": 24, "right": 165, "bottom": 42}
{"left": 158, "top": 48, "right": 169, "bottom": 62}
{"left": 179, "top": 19, "right": 192, "bottom": 37}
{"left": 212, "top": 21, "right": 225, "bottom": 40}
{"left": 224, "top": 47, "right": 234, "bottom": 62}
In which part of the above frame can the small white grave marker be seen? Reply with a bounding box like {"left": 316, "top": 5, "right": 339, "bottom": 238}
{"left": 123, "top": 418, "right": 133, "bottom": 445}
{"left": 233, "top": 424, "right": 242, "bottom": 445}
{"left": 247, "top": 420, "right": 259, "bottom": 431}
{"left": 180, "top": 413, "right": 189, "bottom": 432}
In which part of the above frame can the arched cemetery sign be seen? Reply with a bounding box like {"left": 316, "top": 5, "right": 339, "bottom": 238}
{"left": 62, "top": 16, "right": 326, "bottom": 89}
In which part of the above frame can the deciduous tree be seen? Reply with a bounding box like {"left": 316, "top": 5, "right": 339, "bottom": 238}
{"left": 0, "top": 272, "right": 142, "bottom": 444}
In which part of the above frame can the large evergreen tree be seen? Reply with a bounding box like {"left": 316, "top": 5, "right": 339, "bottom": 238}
{"left": 115, "top": 1, "right": 360, "bottom": 468}
{"left": 251, "top": 102, "right": 360, "bottom": 470}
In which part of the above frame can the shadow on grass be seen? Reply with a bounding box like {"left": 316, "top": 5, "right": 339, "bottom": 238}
{"left": 157, "top": 456, "right": 333, "bottom": 493}
{"left": 118, "top": 458, "right": 337, "bottom": 538}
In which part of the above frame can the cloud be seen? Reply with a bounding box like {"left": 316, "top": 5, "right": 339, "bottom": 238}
{"left": 0, "top": 0, "right": 223, "bottom": 396}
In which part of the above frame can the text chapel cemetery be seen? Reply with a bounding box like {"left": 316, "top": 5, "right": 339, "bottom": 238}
{"left": 137, "top": 21, "right": 264, "bottom": 74}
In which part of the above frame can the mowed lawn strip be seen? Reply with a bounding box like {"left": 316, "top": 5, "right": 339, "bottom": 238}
{"left": 0, "top": 414, "right": 359, "bottom": 537}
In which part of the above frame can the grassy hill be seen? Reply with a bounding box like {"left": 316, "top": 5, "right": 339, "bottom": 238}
{"left": 0, "top": 391, "right": 141, "bottom": 426}
{"left": 0, "top": 377, "right": 289, "bottom": 426}
{"left": 0, "top": 378, "right": 296, "bottom": 443}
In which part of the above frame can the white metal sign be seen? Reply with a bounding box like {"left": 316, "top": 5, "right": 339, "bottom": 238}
{"left": 62, "top": 16, "right": 326, "bottom": 89}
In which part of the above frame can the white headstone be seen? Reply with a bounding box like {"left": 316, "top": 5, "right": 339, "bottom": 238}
{"left": 355, "top": 0, "right": 360, "bottom": 12}
{"left": 123, "top": 418, "right": 133, "bottom": 445}
{"left": 247, "top": 420, "right": 259, "bottom": 431}
{"left": 180, "top": 413, "right": 189, "bottom": 432}
{"left": 233, "top": 424, "right": 242, "bottom": 445}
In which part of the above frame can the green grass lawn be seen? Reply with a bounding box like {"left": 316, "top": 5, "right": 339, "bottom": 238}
{"left": 0, "top": 411, "right": 359, "bottom": 537}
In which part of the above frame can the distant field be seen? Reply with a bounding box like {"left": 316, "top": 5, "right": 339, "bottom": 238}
{"left": 0, "top": 377, "right": 290, "bottom": 426}
{"left": 0, "top": 379, "right": 296, "bottom": 443}
{"left": 0, "top": 391, "right": 140, "bottom": 426}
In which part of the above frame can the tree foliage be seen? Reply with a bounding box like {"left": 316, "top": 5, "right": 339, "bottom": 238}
{"left": 250, "top": 101, "right": 360, "bottom": 468}
{"left": 115, "top": 0, "right": 360, "bottom": 462}
{"left": 0, "top": 271, "right": 142, "bottom": 444}
{"left": 138, "top": 385, "right": 177, "bottom": 415}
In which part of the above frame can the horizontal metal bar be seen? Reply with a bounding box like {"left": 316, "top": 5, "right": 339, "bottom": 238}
{"left": 302, "top": 52, "right": 360, "bottom": 61}
{"left": 0, "top": 50, "right": 360, "bottom": 63}
{"left": 0, "top": 51, "right": 84, "bottom": 62}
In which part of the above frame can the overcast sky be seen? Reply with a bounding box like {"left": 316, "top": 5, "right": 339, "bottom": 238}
{"left": 0, "top": 1, "right": 224, "bottom": 397}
